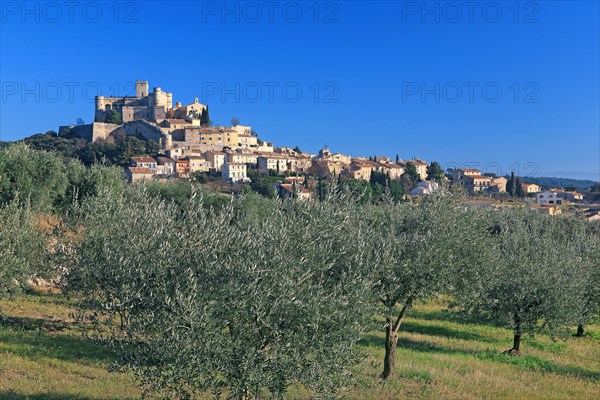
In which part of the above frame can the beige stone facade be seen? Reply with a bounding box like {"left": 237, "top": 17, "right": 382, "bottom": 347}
{"left": 204, "top": 151, "right": 227, "bottom": 171}
{"left": 126, "top": 167, "right": 154, "bottom": 183}
{"left": 522, "top": 183, "right": 541, "bottom": 194}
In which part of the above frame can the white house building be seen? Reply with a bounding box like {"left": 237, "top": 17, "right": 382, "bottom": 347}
{"left": 222, "top": 162, "right": 250, "bottom": 183}
{"left": 536, "top": 191, "right": 564, "bottom": 205}
{"left": 410, "top": 181, "right": 439, "bottom": 196}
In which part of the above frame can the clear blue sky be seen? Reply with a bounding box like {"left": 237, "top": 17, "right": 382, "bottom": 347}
{"left": 1, "top": 1, "right": 598, "bottom": 180}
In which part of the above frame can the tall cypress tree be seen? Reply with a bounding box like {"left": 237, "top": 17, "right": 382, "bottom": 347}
{"left": 509, "top": 172, "right": 517, "bottom": 197}
{"left": 201, "top": 106, "right": 210, "bottom": 126}
{"left": 516, "top": 178, "right": 524, "bottom": 197}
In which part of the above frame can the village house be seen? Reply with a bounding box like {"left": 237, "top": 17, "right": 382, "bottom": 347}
{"left": 522, "top": 183, "right": 542, "bottom": 194}
{"left": 187, "top": 156, "right": 211, "bottom": 174}
{"left": 155, "top": 156, "right": 176, "bottom": 176}
{"left": 452, "top": 168, "right": 481, "bottom": 182}
{"left": 222, "top": 162, "right": 250, "bottom": 183}
{"left": 537, "top": 191, "right": 564, "bottom": 205}
{"left": 411, "top": 158, "right": 428, "bottom": 181}
{"left": 342, "top": 161, "right": 374, "bottom": 181}
{"left": 275, "top": 146, "right": 298, "bottom": 156}
{"left": 489, "top": 177, "right": 507, "bottom": 193}
{"left": 283, "top": 176, "right": 306, "bottom": 185}
{"left": 125, "top": 167, "right": 154, "bottom": 183}
{"left": 287, "top": 154, "right": 312, "bottom": 173}
{"left": 256, "top": 141, "right": 275, "bottom": 153}
{"left": 379, "top": 162, "right": 405, "bottom": 180}
{"left": 257, "top": 154, "right": 289, "bottom": 174}
{"left": 175, "top": 158, "right": 190, "bottom": 177}
{"left": 310, "top": 158, "right": 344, "bottom": 177}
{"left": 227, "top": 149, "right": 258, "bottom": 165}
{"left": 130, "top": 156, "right": 157, "bottom": 170}
{"left": 462, "top": 174, "right": 492, "bottom": 193}
{"left": 204, "top": 151, "right": 227, "bottom": 172}
{"left": 183, "top": 127, "right": 239, "bottom": 149}
{"left": 158, "top": 118, "right": 192, "bottom": 132}
{"left": 314, "top": 147, "right": 352, "bottom": 165}
{"left": 341, "top": 158, "right": 404, "bottom": 181}
{"left": 372, "top": 156, "right": 392, "bottom": 163}
{"left": 168, "top": 97, "right": 207, "bottom": 121}
{"left": 410, "top": 181, "right": 439, "bottom": 196}
{"left": 238, "top": 133, "right": 259, "bottom": 148}
{"left": 274, "top": 181, "right": 313, "bottom": 200}
{"left": 230, "top": 125, "right": 253, "bottom": 136}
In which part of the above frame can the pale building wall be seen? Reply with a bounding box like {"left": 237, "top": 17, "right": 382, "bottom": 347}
{"left": 222, "top": 163, "right": 248, "bottom": 182}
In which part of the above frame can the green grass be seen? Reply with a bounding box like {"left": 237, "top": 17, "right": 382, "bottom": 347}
{"left": 1, "top": 293, "right": 599, "bottom": 399}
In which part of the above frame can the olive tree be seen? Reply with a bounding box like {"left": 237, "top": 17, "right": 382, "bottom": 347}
{"left": 66, "top": 187, "right": 378, "bottom": 398}
{"left": 0, "top": 143, "right": 68, "bottom": 212}
{"left": 563, "top": 218, "right": 600, "bottom": 337}
{"left": 456, "top": 208, "right": 587, "bottom": 355}
{"left": 0, "top": 199, "right": 46, "bottom": 300}
{"left": 370, "top": 189, "right": 491, "bottom": 378}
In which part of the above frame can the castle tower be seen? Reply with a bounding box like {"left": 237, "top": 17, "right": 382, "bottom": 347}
{"left": 136, "top": 80, "right": 149, "bottom": 98}
{"left": 95, "top": 95, "right": 104, "bottom": 111}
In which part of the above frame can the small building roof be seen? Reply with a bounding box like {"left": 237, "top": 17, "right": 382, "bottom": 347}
{"left": 128, "top": 167, "right": 154, "bottom": 174}
{"left": 131, "top": 156, "right": 157, "bottom": 163}
{"left": 155, "top": 156, "right": 175, "bottom": 163}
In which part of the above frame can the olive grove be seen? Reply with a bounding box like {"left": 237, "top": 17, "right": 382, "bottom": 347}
{"left": 65, "top": 187, "right": 380, "bottom": 398}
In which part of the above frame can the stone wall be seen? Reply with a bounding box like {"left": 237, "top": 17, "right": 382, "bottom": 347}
{"left": 58, "top": 122, "right": 120, "bottom": 142}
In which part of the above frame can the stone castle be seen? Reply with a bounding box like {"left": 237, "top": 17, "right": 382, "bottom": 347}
{"left": 94, "top": 80, "right": 207, "bottom": 125}
{"left": 59, "top": 80, "right": 261, "bottom": 153}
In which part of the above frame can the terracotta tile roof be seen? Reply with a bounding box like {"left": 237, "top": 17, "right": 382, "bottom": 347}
{"left": 258, "top": 153, "right": 287, "bottom": 159}
{"left": 131, "top": 156, "right": 156, "bottom": 163}
{"left": 155, "top": 156, "right": 175, "bottom": 163}
{"left": 128, "top": 167, "right": 154, "bottom": 174}
{"left": 382, "top": 163, "right": 404, "bottom": 169}
{"left": 283, "top": 176, "right": 305, "bottom": 183}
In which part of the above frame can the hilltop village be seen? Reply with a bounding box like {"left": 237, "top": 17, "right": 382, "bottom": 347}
{"left": 57, "top": 80, "right": 597, "bottom": 218}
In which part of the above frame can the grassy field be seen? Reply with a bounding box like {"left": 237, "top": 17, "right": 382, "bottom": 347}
{"left": 1, "top": 292, "right": 598, "bottom": 399}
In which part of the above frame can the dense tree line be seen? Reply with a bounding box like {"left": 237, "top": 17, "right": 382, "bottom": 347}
{"left": 0, "top": 143, "right": 126, "bottom": 213}
{"left": 0, "top": 145, "right": 598, "bottom": 398}
{"left": 21, "top": 130, "right": 160, "bottom": 167}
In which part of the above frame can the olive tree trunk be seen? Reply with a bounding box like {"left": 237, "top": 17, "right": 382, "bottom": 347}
{"left": 575, "top": 324, "right": 585, "bottom": 337}
{"left": 381, "top": 300, "right": 412, "bottom": 379}
{"left": 382, "top": 316, "right": 397, "bottom": 379}
{"left": 506, "top": 313, "right": 522, "bottom": 356}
